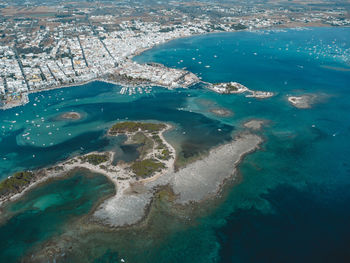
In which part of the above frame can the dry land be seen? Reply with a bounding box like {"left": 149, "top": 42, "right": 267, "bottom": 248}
{"left": 59, "top": 112, "right": 82, "bottom": 120}
{"left": 0, "top": 121, "right": 262, "bottom": 228}
{"left": 288, "top": 95, "right": 316, "bottom": 108}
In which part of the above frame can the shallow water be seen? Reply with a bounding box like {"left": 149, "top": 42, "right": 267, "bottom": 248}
{"left": 0, "top": 27, "right": 350, "bottom": 262}
{"left": 0, "top": 169, "right": 114, "bottom": 263}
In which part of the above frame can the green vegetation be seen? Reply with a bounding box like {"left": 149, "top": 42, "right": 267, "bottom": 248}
{"left": 151, "top": 134, "right": 167, "bottom": 149}
{"left": 157, "top": 148, "right": 172, "bottom": 160}
{"left": 131, "top": 159, "right": 165, "bottom": 178}
{"left": 110, "top": 122, "right": 166, "bottom": 135}
{"left": 152, "top": 134, "right": 162, "bottom": 144}
{"left": 227, "top": 83, "right": 238, "bottom": 92}
{"left": 151, "top": 134, "right": 171, "bottom": 159}
{"left": 132, "top": 132, "right": 149, "bottom": 144}
{"left": 131, "top": 132, "right": 154, "bottom": 158}
{"left": 0, "top": 171, "right": 35, "bottom": 195}
{"left": 80, "top": 154, "right": 109, "bottom": 165}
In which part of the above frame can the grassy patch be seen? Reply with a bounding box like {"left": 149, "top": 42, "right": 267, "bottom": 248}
{"left": 0, "top": 171, "right": 35, "bottom": 195}
{"left": 131, "top": 132, "right": 154, "bottom": 158}
{"left": 151, "top": 134, "right": 167, "bottom": 149}
{"left": 80, "top": 154, "right": 108, "bottom": 165}
{"left": 131, "top": 159, "right": 165, "bottom": 178}
{"left": 110, "top": 122, "right": 165, "bottom": 135}
{"left": 157, "top": 148, "right": 172, "bottom": 160}
{"left": 227, "top": 83, "right": 239, "bottom": 91}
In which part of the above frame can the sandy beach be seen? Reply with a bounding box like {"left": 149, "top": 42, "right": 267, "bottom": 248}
{"left": 0, "top": 121, "right": 262, "bottom": 229}
{"left": 94, "top": 132, "right": 262, "bottom": 227}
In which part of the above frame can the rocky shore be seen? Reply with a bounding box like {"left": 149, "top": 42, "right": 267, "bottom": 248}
{"left": 58, "top": 112, "right": 82, "bottom": 120}
{"left": 207, "top": 81, "right": 274, "bottom": 99}
{"left": 94, "top": 132, "right": 262, "bottom": 227}
{"left": 170, "top": 133, "right": 262, "bottom": 204}
{"left": 287, "top": 95, "right": 315, "bottom": 109}
{"left": 0, "top": 121, "right": 262, "bottom": 229}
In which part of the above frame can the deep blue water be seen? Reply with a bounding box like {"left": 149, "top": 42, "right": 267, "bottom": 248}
{"left": 0, "top": 27, "right": 349, "bottom": 262}
{"left": 217, "top": 185, "right": 350, "bottom": 263}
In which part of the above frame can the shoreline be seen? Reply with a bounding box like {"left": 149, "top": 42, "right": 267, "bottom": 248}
{"left": 169, "top": 132, "right": 263, "bottom": 205}
{"left": 0, "top": 121, "right": 263, "bottom": 230}
{"left": 0, "top": 25, "right": 340, "bottom": 111}
{"left": 92, "top": 131, "right": 262, "bottom": 228}
{"left": 0, "top": 122, "right": 175, "bottom": 219}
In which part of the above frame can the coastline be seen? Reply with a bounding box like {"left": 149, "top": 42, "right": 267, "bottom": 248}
{"left": 93, "top": 131, "right": 262, "bottom": 228}
{"left": 0, "top": 120, "right": 263, "bottom": 230}
{"left": 0, "top": 25, "right": 337, "bottom": 111}
{"left": 0, "top": 23, "right": 348, "bottom": 263}
{"left": 170, "top": 132, "right": 263, "bottom": 204}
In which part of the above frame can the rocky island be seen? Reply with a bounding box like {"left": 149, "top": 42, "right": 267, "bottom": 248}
{"left": 288, "top": 95, "right": 316, "bottom": 109}
{"left": 0, "top": 121, "right": 262, "bottom": 228}
{"left": 207, "top": 82, "right": 274, "bottom": 99}
{"left": 59, "top": 112, "right": 82, "bottom": 120}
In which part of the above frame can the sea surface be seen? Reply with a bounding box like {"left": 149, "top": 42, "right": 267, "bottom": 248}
{"left": 0, "top": 27, "right": 350, "bottom": 262}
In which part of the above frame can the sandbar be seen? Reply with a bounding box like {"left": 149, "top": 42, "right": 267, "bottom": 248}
{"left": 209, "top": 107, "right": 233, "bottom": 117}
{"left": 58, "top": 112, "right": 82, "bottom": 120}
{"left": 243, "top": 119, "right": 267, "bottom": 131}
{"left": 0, "top": 122, "right": 262, "bottom": 229}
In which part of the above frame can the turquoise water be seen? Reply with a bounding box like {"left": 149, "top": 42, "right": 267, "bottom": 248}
{"left": 0, "top": 27, "right": 349, "bottom": 262}
{"left": 0, "top": 169, "right": 114, "bottom": 263}
{"left": 0, "top": 82, "right": 233, "bottom": 177}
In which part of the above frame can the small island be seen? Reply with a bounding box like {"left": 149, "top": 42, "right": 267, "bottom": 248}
{"left": 207, "top": 82, "right": 274, "bottom": 99}
{"left": 0, "top": 121, "right": 263, "bottom": 229}
{"left": 58, "top": 112, "right": 82, "bottom": 120}
{"left": 287, "top": 95, "right": 315, "bottom": 109}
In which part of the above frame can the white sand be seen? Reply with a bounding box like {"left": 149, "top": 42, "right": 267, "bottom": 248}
{"left": 1, "top": 124, "right": 262, "bottom": 228}
{"left": 170, "top": 133, "right": 262, "bottom": 204}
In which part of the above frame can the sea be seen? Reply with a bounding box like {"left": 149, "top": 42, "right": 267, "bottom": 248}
{"left": 0, "top": 27, "right": 349, "bottom": 262}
